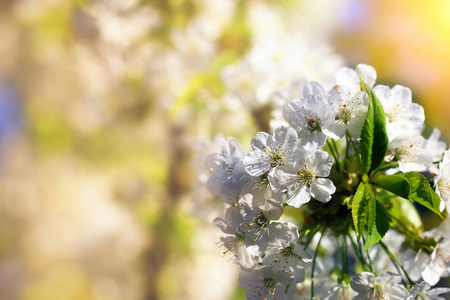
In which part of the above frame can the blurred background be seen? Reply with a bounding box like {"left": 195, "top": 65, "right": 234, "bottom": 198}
{"left": 0, "top": 0, "right": 449, "bottom": 299}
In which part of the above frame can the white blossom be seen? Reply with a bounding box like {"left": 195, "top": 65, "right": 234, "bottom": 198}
{"left": 386, "top": 134, "right": 432, "bottom": 173}
{"left": 238, "top": 266, "right": 292, "bottom": 300}
{"left": 283, "top": 82, "right": 339, "bottom": 149}
{"left": 335, "top": 63, "right": 377, "bottom": 95}
{"left": 374, "top": 84, "right": 425, "bottom": 141}
{"left": 321, "top": 283, "right": 356, "bottom": 300}
{"left": 404, "top": 248, "right": 431, "bottom": 282}
{"left": 232, "top": 194, "right": 285, "bottom": 254}
{"left": 262, "top": 222, "right": 311, "bottom": 283}
{"left": 408, "top": 281, "right": 450, "bottom": 300}
{"left": 270, "top": 78, "right": 308, "bottom": 130}
{"left": 269, "top": 149, "right": 336, "bottom": 208}
{"left": 327, "top": 84, "right": 369, "bottom": 138}
{"left": 205, "top": 137, "right": 246, "bottom": 202}
{"left": 435, "top": 149, "right": 450, "bottom": 210}
{"left": 350, "top": 272, "right": 409, "bottom": 300}
{"left": 422, "top": 239, "right": 450, "bottom": 286}
{"left": 244, "top": 126, "right": 298, "bottom": 177}
{"left": 213, "top": 217, "right": 258, "bottom": 269}
{"left": 426, "top": 128, "right": 447, "bottom": 165}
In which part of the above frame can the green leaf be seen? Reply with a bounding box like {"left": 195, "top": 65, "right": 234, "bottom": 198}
{"left": 373, "top": 174, "right": 410, "bottom": 199}
{"left": 365, "top": 200, "right": 390, "bottom": 251}
{"left": 401, "top": 172, "right": 443, "bottom": 218}
{"left": 358, "top": 92, "right": 374, "bottom": 174}
{"left": 352, "top": 183, "right": 372, "bottom": 239}
{"left": 358, "top": 76, "right": 389, "bottom": 174}
{"left": 366, "top": 187, "right": 376, "bottom": 236}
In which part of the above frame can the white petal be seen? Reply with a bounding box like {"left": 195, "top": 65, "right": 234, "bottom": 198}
{"left": 251, "top": 132, "right": 271, "bottom": 151}
{"left": 283, "top": 100, "right": 306, "bottom": 134}
{"left": 236, "top": 244, "right": 256, "bottom": 269}
{"left": 267, "top": 222, "right": 299, "bottom": 246}
{"left": 238, "top": 270, "right": 261, "bottom": 290}
{"left": 310, "top": 150, "right": 334, "bottom": 177}
{"left": 406, "top": 103, "right": 425, "bottom": 124}
{"left": 300, "top": 131, "right": 327, "bottom": 148}
{"left": 374, "top": 85, "right": 391, "bottom": 106}
{"left": 422, "top": 263, "right": 442, "bottom": 286}
{"left": 310, "top": 178, "right": 335, "bottom": 202}
{"left": 350, "top": 272, "right": 375, "bottom": 293}
{"left": 223, "top": 137, "right": 246, "bottom": 158}
{"left": 224, "top": 202, "right": 244, "bottom": 229}
{"left": 426, "top": 287, "right": 450, "bottom": 298}
{"left": 391, "top": 85, "right": 412, "bottom": 105}
{"left": 322, "top": 127, "right": 341, "bottom": 140}
{"left": 327, "top": 122, "right": 347, "bottom": 139}
{"left": 386, "top": 285, "right": 409, "bottom": 299}
{"left": 274, "top": 126, "right": 298, "bottom": 154}
{"left": 335, "top": 67, "right": 359, "bottom": 92}
{"left": 260, "top": 198, "right": 284, "bottom": 221}
{"left": 245, "top": 229, "right": 268, "bottom": 253}
{"left": 243, "top": 150, "right": 271, "bottom": 176}
{"left": 303, "top": 81, "right": 325, "bottom": 97}
{"left": 286, "top": 185, "right": 311, "bottom": 208}
{"left": 357, "top": 64, "right": 377, "bottom": 87}
{"left": 268, "top": 166, "right": 298, "bottom": 192}
{"left": 213, "top": 217, "right": 236, "bottom": 235}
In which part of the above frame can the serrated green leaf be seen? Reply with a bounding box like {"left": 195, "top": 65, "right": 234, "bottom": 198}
{"left": 352, "top": 183, "right": 372, "bottom": 239}
{"left": 367, "top": 187, "right": 376, "bottom": 235}
{"left": 401, "top": 172, "right": 443, "bottom": 218}
{"left": 365, "top": 200, "right": 390, "bottom": 251}
{"left": 358, "top": 93, "right": 374, "bottom": 174}
{"left": 358, "top": 76, "right": 389, "bottom": 174}
{"left": 373, "top": 174, "right": 411, "bottom": 199}
{"left": 367, "top": 85, "right": 389, "bottom": 171}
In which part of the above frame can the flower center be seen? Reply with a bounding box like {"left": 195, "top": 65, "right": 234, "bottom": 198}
{"left": 297, "top": 169, "right": 316, "bottom": 186}
{"left": 254, "top": 214, "right": 269, "bottom": 228}
{"left": 282, "top": 245, "right": 294, "bottom": 257}
{"left": 371, "top": 283, "right": 386, "bottom": 299}
{"left": 396, "top": 143, "right": 417, "bottom": 161}
{"left": 307, "top": 118, "right": 322, "bottom": 133}
{"left": 417, "top": 291, "right": 427, "bottom": 300}
{"left": 263, "top": 146, "right": 284, "bottom": 167}
{"left": 258, "top": 277, "right": 277, "bottom": 299}
{"left": 209, "top": 152, "right": 237, "bottom": 180}
{"left": 336, "top": 105, "right": 352, "bottom": 124}
{"left": 263, "top": 277, "right": 276, "bottom": 290}
{"left": 386, "top": 104, "right": 401, "bottom": 122}
{"left": 218, "top": 235, "right": 245, "bottom": 263}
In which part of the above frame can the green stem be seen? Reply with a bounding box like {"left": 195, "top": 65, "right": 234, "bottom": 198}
{"left": 327, "top": 139, "right": 340, "bottom": 171}
{"left": 345, "top": 132, "right": 350, "bottom": 160}
{"left": 347, "top": 131, "right": 363, "bottom": 173}
{"left": 363, "top": 237, "right": 375, "bottom": 274}
{"left": 371, "top": 162, "right": 399, "bottom": 176}
{"left": 331, "top": 139, "right": 340, "bottom": 160}
{"left": 303, "top": 225, "right": 322, "bottom": 251}
{"left": 340, "top": 235, "right": 349, "bottom": 283}
{"left": 388, "top": 213, "right": 434, "bottom": 253}
{"left": 379, "top": 241, "right": 414, "bottom": 285}
{"left": 348, "top": 232, "right": 369, "bottom": 271}
{"left": 311, "top": 225, "right": 326, "bottom": 300}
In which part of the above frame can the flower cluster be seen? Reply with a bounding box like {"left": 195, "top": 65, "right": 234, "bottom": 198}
{"left": 204, "top": 64, "right": 450, "bottom": 299}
